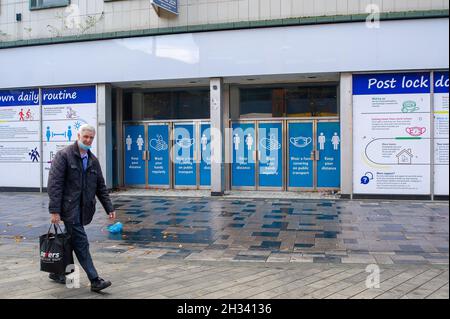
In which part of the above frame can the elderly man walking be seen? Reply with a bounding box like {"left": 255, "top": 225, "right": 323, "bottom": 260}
{"left": 47, "top": 124, "right": 115, "bottom": 292}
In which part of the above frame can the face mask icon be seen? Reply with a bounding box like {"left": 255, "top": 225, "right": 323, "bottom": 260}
{"left": 176, "top": 137, "right": 195, "bottom": 149}
{"left": 406, "top": 127, "right": 426, "bottom": 137}
{"left": 401, "top": 101, "right": 419, "bottom": 113}
{"left": 290, "top": 136, "right": 312, "bottom": 148}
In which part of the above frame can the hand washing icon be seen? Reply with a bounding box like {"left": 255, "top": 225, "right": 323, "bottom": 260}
{"left": 149, "top": 135, "right": 168, "bottom": 151}
{"left": 290, "top": 136, "right": 312, "bottom": 148}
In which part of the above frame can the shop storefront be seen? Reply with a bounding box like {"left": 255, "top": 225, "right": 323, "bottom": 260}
{"left": 0, "top": 18, "right": 448, "bottom": 198}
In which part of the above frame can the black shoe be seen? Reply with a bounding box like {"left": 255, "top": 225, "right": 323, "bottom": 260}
{"left": 49, "top": 273, "right": 66, "bottom": 284}
{"left": 90, "top": 277, "right": 112, "bottom": 292}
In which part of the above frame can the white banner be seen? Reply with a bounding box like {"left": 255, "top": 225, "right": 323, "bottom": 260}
{"left": 0, "top": 89, "right": 41, "bottom": 188}
{"left": 353, "top": 73, "right": 432, "bottom": 195}
{"left": 42, "top": 86, "right": 97, "bottom": 187}
{"left": 433, "top": 72, "right": 449, "bottom": 196}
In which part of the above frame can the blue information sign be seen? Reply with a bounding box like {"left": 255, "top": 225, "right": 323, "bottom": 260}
{"left": 353, "top": 73, "right": 431, "bottom": 95}
{"left": 42, "top": 86, "right": 96, "bottom": 105}
{"left": 174, "top": 124, "right": 196, "bottom": 186}
{"left": 288, "top": 122, "right": 314, "bottom": 188}
{"left": 148, "top": 124, "right": 170, "bottom": 186}
{"left": 232, "top": 123, "right": 256, "bottom": 187}
{"left": 124, "top": 125, "right": 145, "bottom": 185}
{"left": 200, "top": 123, "right": 211, "bottom": 187}
{"left": 152, "top": 0, "right": 178, "bottom": 15}
{"left": 316, "top": 122, "right": 340, "bottom": 188}
{"left": 434, "top": 71, "right": 449, "bottom": 94}
{"left": 0, "top": 88, "right": 39, "bottom": 107}
{"left": 258, "top": 122, "right": 283, "bottom": 188}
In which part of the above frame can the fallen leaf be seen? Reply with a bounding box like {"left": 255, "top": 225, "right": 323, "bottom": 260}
{"left": 14, "top": 235, "right": 23, "bottom": 243}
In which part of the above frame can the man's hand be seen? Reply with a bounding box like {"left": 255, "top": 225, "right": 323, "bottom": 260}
{"left": 108, "top": 211, "right": 116, "bottom": 220}
{"left": 50, "top": 213, "right": 61, "bottom": 224}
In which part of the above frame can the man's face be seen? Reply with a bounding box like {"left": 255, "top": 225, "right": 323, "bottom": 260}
{"left": 78, "top": 130, "right": 95, "bottom": 146}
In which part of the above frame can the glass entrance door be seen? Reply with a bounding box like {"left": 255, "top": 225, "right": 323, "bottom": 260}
{"left": 257, "top": 122, "right": 284, "bottom": 190}
{"left": 124, "top": 121, "right": 211, "bottom": 190}
{"left": 231, "top": 121, "right": 284, "bottom": 190}
{"left": 147, "top": 123, "right": 171, "bottom": 188}
{"left": 231, "top": 120, "right": 340, "bottom": 191}
{"left": 316, "top": 121, "right": 340, "bottom": 189}
{"left": 287, "top": 121, "right": 314, "bottom": 190}
{"left": 173, "top": 123, "right": 197, "bottom": 188}
{"left": 287, "top": 120, "right": 340, "bottom": 190}
{"left": 173, "top": 121, "right": 211, "bottom": 189}
{"left": 124, "top": 124, "right": 146, "bottom": 186}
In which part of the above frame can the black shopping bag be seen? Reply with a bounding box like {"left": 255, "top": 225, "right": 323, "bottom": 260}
{"left": 39, "top": 224, "right": 73, "bottom": 275}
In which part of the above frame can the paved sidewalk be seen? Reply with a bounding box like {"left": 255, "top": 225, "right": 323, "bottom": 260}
{"left": 0, "top": 242, "right": 448, "bottom": 299}
{"left": 0, "top": 192, "right": 448, "bottom": 299}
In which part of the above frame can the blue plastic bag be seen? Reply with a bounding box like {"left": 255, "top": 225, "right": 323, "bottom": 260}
{"left": 107, "top": 222, "right": 123, "bottom": 234}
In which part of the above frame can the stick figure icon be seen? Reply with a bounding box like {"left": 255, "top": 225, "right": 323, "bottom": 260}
{"left": 29, "top": 147, "right": 40, "bottom": 162}
{"left": 318, "top": 133, "right": 326, "bottom": 150}
{"left": 331, "top": 132, "right": 340, "bottom": 150}
{"left": 201, "top": 134, "right": 208, "bottom": 151}
{"left": 67, "top": 126, "right": 73, "bottom": 141}
{"left": 46, "top": 127, "right": 51, "bottom": 142}
{"left": 245, "top": 133, "right": 253, "bottom": 151}
{"left": 136, "top": 135, "right": 144, "bottom": 151}
{"left": 126, "top": 135, "right": 132, "bottom": 151}
{"left": 233, "top": 134, "right": 241, "bottom": 151}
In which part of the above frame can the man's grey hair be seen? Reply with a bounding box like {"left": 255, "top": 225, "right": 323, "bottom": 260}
{"left": 78, "top": 124, "right": 96, "bottom": 135}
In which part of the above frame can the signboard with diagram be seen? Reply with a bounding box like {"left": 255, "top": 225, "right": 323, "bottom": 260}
{"left": 0, "top": 89, "right": 41, "bottom": 187}
{"left": 433, "top": 71, "right": 449, "bottom": 196}
{"left": 42, "top": 86, "right": 97, "bottom": 188}
{"left": 353, "top": 73, "right": 432, "bottom": 195}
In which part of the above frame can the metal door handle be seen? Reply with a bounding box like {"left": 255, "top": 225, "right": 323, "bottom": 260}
{"left": 310, "top": 151, "right": 315, "bottom": 161}
{"left": 142, "top": 150, "right": 146, "bottom": 161}
{"left": 315, "top": 150, "right": 320, "bottom": 161}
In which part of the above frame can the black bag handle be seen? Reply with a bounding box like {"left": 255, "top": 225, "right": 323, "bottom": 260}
{"left": 46, "top": 223, "right": 64, "bottom": 238}
{"left": 43, "top": 223, "right": 66, "bottom": 255}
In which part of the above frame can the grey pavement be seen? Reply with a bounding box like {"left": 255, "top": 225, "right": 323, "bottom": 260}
{"left": 0, "top": 192, "right": 448, "bottom": 299}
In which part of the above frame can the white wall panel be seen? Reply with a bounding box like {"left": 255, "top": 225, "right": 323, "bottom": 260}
{"left": 0, "top": 19, "right": 448, "bottom": 89}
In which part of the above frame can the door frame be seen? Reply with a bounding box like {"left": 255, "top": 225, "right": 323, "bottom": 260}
{"left": 123, "top": 119, "right": 211, "bottom": 190}
{"left": 230, "top": 120, "right": 257, "bottom": 190}
{"left": 147, "top": 122, "right": 172, "bottom": 189}
{"left": 286, "top": 119, "right": 316, "bottom": 192}
{"left": 198, "top": 121, "right": 212, "bottom": 190}
{"left": 230, "top": 117, "right": 340, "bottom": 192}
{"left": 315, "top": 119, "right": 341, "bottom": 192}
{"left": 230, "top": 119, "right": 285, "bottom": 191}
{"left": 122, "top": 122, "right": 147, "bottom": 188}
{"left": 257, "top": 120, "right": 285, "bottom": 191}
